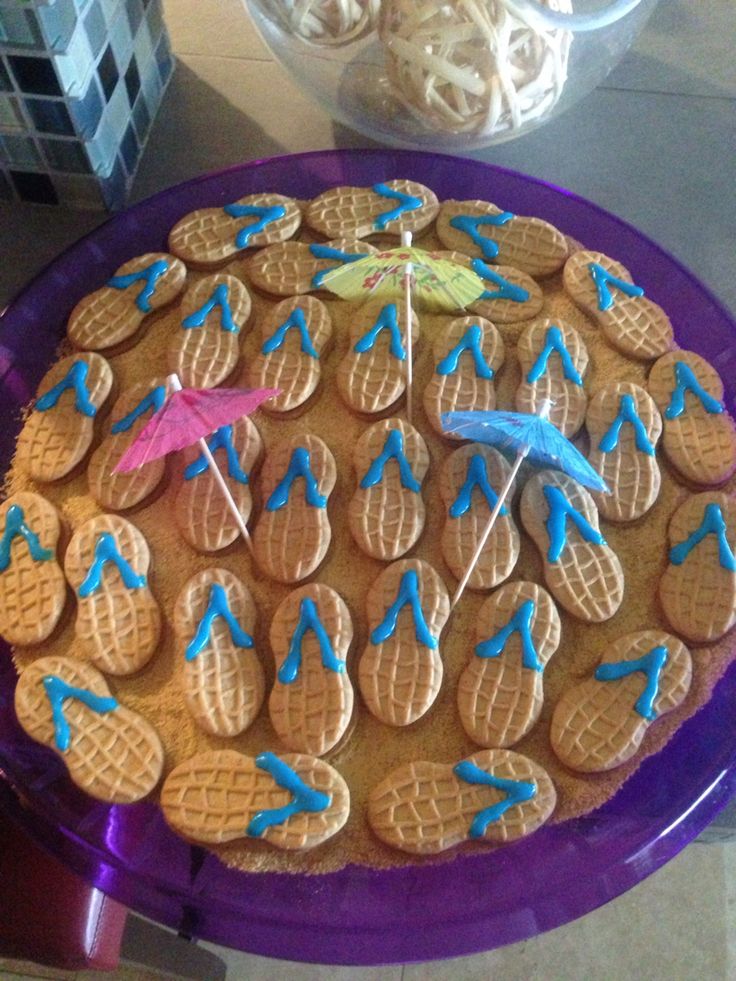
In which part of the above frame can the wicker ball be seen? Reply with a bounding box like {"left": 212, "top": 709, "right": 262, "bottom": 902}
{"left": 379, "top": 0, "right": 573, "bottom": 137}
{"left": 277, "top": 0, "right": 380, "bottom": 45}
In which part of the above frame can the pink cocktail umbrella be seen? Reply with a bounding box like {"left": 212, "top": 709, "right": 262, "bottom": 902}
{"left": 115, "top": 375, "right": 279, "bottom": 553}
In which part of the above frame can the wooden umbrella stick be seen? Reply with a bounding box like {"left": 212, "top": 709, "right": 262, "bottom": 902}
{"left": 451, "top": 447, "right": 528, "bottom": 609}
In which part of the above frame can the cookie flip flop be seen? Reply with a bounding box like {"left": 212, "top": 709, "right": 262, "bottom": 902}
{"left": 336, "top": 299, "right": 419, "bottom": 416}
{"left": 563, "top": 250, "right": 674, "bottom": 361}
{"left": 550, "top": 630, "right": 692, "bottom": 772}
{"left": 659, "top": 492, "right": 736, "bottom": 643}
{"left": 16, "top": 353, "right": 113, "bottom": 483}
{"left": 423, "top": 316, "right": 505, "bottom": 438}
{"left": 15, "top": 655, "right": 164, "bottom": 803}
{"left": 247, "top": 296, "right": 333, "bottom": 414}
{"left": 466, "top": 260, "right": 544, "bottom": 324}
{"left": 521, "top": 470, "right": 624, "bottom": 622}
{"left": 457, "top": 581, "right": 561, "bottom": 748}
{"left": 160, "top": 749, "right": 350, "bottom": 849}
{"left": 167, "top": 274, "right": 252, "bottom": 389}
{"left": 367, "top": 748, "right": 556, "bottom": 855}
{"left": 64, "top": 514, "right": 161, "bottom": 676}
{"left": 67, "top": 253, "right": 186, "bottom": 351}
{"left": 436, "top": 199, "right": 568, "bottom": 277}
{"left": 246, "top": 238, "right": 377, "bottom": 297}
{"left": 586, "top": 382, "right": 663, "bottom": 523}
{"left": 358, "top": 559, "right": 450, "bottom": 727}
{"left": 174, "top": 568, "right": 263, "bottom": 737}
{"left": 439, "top": 444, "right": 520, "bottom": 592}
{"left": 175, "top": 417, "right": 263, "bottom": 553}
{"left": 348, "top": 417, "right": 429, "bottom": 561}
{"left": 253, "top": 433, "right": 337, "bottom": 583}
{"left": 168, "top": 193, "right": 301, "bottom": 268}
{"left": 305, "top": 180, "right": 439, "bottom": 239}
{"left": 269, "top": 583, "right": 354, "bottom": 756}
{"left": 0, "top": 493, "right": 66, "bottom": 646}
{"left": 87, "top": 377, "right": 170, "bottom": 511}
{"left": 515, "top": 318, "right": 589, "bottom": 438}
{"left": 647, "top": 350, "right": 736, "bottom": 486}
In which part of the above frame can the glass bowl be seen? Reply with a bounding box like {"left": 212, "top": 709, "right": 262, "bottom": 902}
{"left": 240, "top": 0, "right": 660, "bottom": 150}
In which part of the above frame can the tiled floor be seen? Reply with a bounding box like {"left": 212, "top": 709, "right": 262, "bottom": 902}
{"left": 1, "top": 1, "right": 735, "bottom": 978}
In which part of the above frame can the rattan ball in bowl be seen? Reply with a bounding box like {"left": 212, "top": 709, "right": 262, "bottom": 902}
{"left": 277, "top": 0, "right": 381, "bottom": 44}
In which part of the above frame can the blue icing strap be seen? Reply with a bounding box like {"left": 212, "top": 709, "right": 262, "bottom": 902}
{"left": 471, "top": 258, "right": 530, "bottom": 304}
{"left": 107, "top": 258, "right": 169, "bottom": 313}
{"left": 669, "top": 502, "right": 736, "bottom": 572}
{"left": 42, "top": 675, "right": 117, "bottom": 752}
{"left": 599, "top": 393, "right": 655, "bottom": 455}
{"left": 449, "top": 453, "right": 507, "bottom": 518}
{"left": 78, "top": 533, "right": 146, "bottom": 598}
{"left": 359, "top": 429, "right": 421, "bottom": 493}
{"left": 278, "top": 596, "right": 345, "bottom": 684}
{"left": 370, "top": 568, "right": 437, "bottom": 650}
{"left": 543, "top": 484, "right": 606, "bottom": 563}
{"left": 448, "top": 212, "right": 515, "bottom": 261}
{"left": 110, "top": 384, "right": 166, "bottom": 435}
{"left": 247, "top": 751, "right": 331, "bottom": 837}
{"left": 36, "top": 360, "right": 97, "bottom": 417}
{"left": 372, "top": 182, "right": 422, "bottom": 230}
{"left": 185, "top": 582, "right": 254, "bottom": 661}
{"left": 453, "top": 760, "right": 536, "bottom": 839}
{"left": 262, "top": 307, "right": 318, "bottom": 358}
{"left": 266, "top": 447, "right": 327, "bottom": 511}
{"left": 222, "top": 202, "right": 287, "bottom": 248}
{"left": 354, "top": 303, "right": 406, "bottom": 360}
{"left": 526, "top": 325, "right": 583, "bottom": 386}
{"left": 309, "top": 244, "right": 365, "bottom": 288}
{"left": 0, "top": 504, "right": 53, "bottom": 572}
{"left": 587, "top": 262, "right": 645, "bottom": 312}
{"left": 184, "top": 424, "right": 249, "bottom": 485}
{"left": 594, "top": 645, "right": 669, "bottom": 720}
{"left": 181, "top": 282, "right": 238, "bottom": 333}
{"left": 664, "top": 361, "right": 724, "bottom": 420}
{"left": 475, "top": 599, "right": 543, "bottom": 672}
{"left": 436, "top": 324, "right": 494, "bottom": 380}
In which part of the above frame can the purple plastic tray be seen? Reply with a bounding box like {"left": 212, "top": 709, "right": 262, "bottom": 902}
{"left": 1, "top": 149, "right": 735, "bottom": 966}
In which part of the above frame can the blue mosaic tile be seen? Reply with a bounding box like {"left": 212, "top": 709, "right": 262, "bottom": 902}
{"left": 125, "top": 0, "right": 143, "bottom": 39}
{"left": 84, "top": 1, "right": 107, "bottom": 59}
{"left": 36, "top": 0, "right": 82, "bottom": 52}
{"left": 108, "top": 5, "right": 132, "bottom": 73}
{"left": 145, "top": 0, "right": 162, "bottom": 46}
{"left": 0, "top": 59, "right": 11, "bottom": 92}
{"left": 0, "top": 137, "right": 7, "bottom": 163}
{"left": 0, "top": 9, "right": 42, "bottom": 49}
{"left": 132, "top": 13, "right": 153, "bottom": 70}
{"left": 53, "top": 21, "right": 95, "bottom": 96}
{"left": 9, "top": 55, "right": 62, "bottom": 96}
{"left": 41, "top": 136, "right": 90, "bottom": 173}
{"left": 0, "top": 95, "right": 25, "bottom": 131}
{"left": 10, "top": 169, "right": 58, "bottom": 204}
{"left": 131, "top": 88, "right": 149, "bottom": 140}
{"left": 0, "top": 169, "right": 11, "bottom": 200}
{"left": 154, "top": 32, "right": 172, "bottom": 85}
{"left": 140, "top": 56, "right": 160, "bottom": 109}
{"left": 2, "top": 133, "right": 41, "bottom": 167}
{"left": 97, "top": 43, "right": 118, "bottom": 100}
{"left": 25, "top": 96, "right": 74, "bottom": 135}
{"left": 67, "top": 72, "right": 103, "bottom": 137}
{"left": 100, "top": 152, "right": 126, "bottom": 209}
{"left": 119, "top": 119, "right": 137, "bottom": 173}
{"left": 124, "top": 54, "right": 139, "bottom": 104}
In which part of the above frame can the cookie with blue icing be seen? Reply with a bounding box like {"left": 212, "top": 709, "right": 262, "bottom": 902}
{"left": 167, "top": 273, "right": 252, "bottom": 389}
{"left": 247, "top": 295, "right": 333, "bottom": 414}
{"left": 423, "top": 315, "right": 505, "bottom": 438}
{"left": 305, "top": 180, "right": 439, "bottom": 239}
{"left": 647, "top": 350, "right": 736, "bottom": 486}
{"left": 160, "top": 749, "right": 350, "bottom": 849}
{"left": 586, "top": 381, "right": 663, "bottom": 522}
{"left": 246, "top": 238, "right": 378, "bottom": 296}
{"left": 0, "top": 492, "right": 67, "bottom": 646}
{"left": 563, "top": 250, "right": 674, "bottom": 361}
{"left": 67, "top": 253, "right": 187, "bottom": 351}
{"left": 15, "top": 655, "right": 164, "bottom": 803}
{"left": 174, "top": 568, "right": 264, "bottom": 737}
{"left": 269, "top": 583, "right": 354, "bottom": 756}
{"left": 168, "top": 193, "right": 301, "bottom": 268}
{"left": 64, "top": 514, "right": 161, "bottom": 676}
{"left": 368, "top": 748, "right": 556, "bottom": 854}
{"left": 436, "top": 199, "right": 569, "bottom": 278}
{"left": 16, "top": 352, "right": 114, "bottom": 483}
{"left": 659, "top": 492, "right": 736, "bottom": 642}
{"left": 551, "top": 630, "right": 691, "bottom": 772}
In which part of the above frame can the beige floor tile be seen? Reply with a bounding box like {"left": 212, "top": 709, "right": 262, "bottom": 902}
{"left": 0, "top": 961, "right": 76, "bottom": 981}
{"left": 725, "top": 842, "right": 736, "bottom": 978}
{"left": 198, "top": 948, "right": 401, "bottom": 981}
{"left": 162, "top": 0, "right": 270, "bottom": 61}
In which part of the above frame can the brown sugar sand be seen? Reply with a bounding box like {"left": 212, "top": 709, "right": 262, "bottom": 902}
{"left": 6, "top": 226, "right": 736, "bottom": 875}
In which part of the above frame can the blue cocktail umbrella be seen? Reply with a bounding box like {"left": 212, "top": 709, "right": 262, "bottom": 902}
{"left": 442, "top": 403, "right": 610, "bottom": 606}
